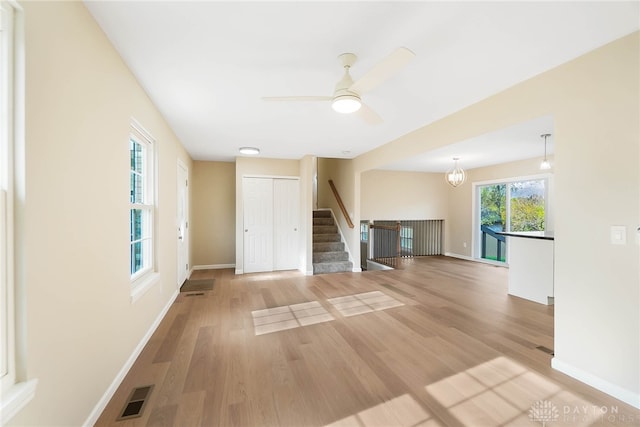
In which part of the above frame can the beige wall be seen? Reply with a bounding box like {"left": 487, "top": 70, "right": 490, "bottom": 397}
{"left": 299, "top": 156, "right": 315, "bottom": 275}
{"left": 234, "top": 157, "right": 300, "bottom": 273}
{"left": 191, "top": 161, "right": 235, "bottom": 267}
{"left": 10, "top": 2, "right": 193, "bottom": 425}
{"left": 446, "top": 156, "right": 554, "bottom": 257}
{"left": 347, "top": 33, "right": 639, "bottom": 406}
{"left": 360, "top": 170, "right": 448, "bottom": 221}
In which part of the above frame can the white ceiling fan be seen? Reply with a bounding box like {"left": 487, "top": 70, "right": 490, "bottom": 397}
{"left": 262, "top": 47, "right": 416, "bottom": 124}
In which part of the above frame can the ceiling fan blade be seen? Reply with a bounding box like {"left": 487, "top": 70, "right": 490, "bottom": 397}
{"left": 349, "top": 47, "right": 415, "bottom": 95}
{"left": 356, "top": 103, "right": 383, "bottom": 125}
{"left": 262, "top": 96, "right": 332, "bottom": 102}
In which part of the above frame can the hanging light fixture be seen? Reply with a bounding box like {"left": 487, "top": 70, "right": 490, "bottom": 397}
{"left": 540, "top": 133, "right": 551, "bottom": 170}
{"left": 445, "top": 157, "right": 466, "bottom": 187}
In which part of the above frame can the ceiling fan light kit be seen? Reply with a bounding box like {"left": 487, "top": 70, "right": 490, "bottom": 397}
{"left": 332, "top": 94, "right": 361, "bottom": 114}
{"left": 262, "top": 47, "right": 415, "bottom": 123}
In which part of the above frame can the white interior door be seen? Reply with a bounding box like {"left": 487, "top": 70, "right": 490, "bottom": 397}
{"left": 274, "top": 179, "right": 300, "bottom": 271}
{"left": 243, "top": 177, "right": 274, "bottom": 273}
{"left": 177, "top": 161, "right": 189, "bottom": 285}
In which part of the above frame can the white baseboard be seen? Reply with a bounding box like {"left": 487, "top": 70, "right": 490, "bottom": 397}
{"left": 552, "top": 357, "right": 640, "bottom": 409}
{"left": 444, "top": 252, "right": 474, "bottom": 261}
{"left": 83, "top": 290, "right": 179, "bottom": 427}
{"left": 351, "top": 267, "right": 362, "bottom": 273}
{"left": 192, "top": 263, "right": 235, "bottom": 271}
{"left": 444, "top": 252, "right": 508, "bottom": 267}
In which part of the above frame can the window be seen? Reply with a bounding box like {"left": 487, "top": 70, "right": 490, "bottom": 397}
{"left": 476, "top": 177, "right": 549, "bottom": 262}
{"left": 360, "top": 222, "right": 369, "bottom": 243}
{"left": 1, "top": 1, "right": 37, "bottom": 422}
{"left": 129, "top": 121, "right": 156, "bottom": 289}
{"left": 0, "top": 0, "right": 13, "bottom": 391}
{"left": 400, "top": 226, "right": 413, "bottom": 253}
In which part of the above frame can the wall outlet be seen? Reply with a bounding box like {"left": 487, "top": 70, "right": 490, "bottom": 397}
{"left": 463, "top": 242, "right": 467, "bottom": 248}
{"left": 610, "top": 225, "right": 626, "bottom": 245}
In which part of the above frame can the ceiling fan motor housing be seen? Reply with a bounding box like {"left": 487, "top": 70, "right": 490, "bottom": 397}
{"left": 332, "top": 53, "right": 362, "bottom": 113}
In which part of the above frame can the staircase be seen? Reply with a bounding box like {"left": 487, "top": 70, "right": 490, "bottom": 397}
{"left": 313, "top": 210, "right": 353, "bottom": 274}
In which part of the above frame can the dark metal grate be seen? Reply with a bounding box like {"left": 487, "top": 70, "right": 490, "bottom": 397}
{"left": 117, "top": 385, "right": 153, "bottom": 421}
{"left": 185, "top": 292, "right": 205, "bottom": 297}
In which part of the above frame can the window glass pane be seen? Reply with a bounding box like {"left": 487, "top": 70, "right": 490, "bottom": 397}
{"left": 400, "top": 226, "right": 413, "bottom": 251}
{"left": 480, "top": 184, "right": 506, "bottom": 232}
{"left": 130, "top": 139, "right": 144, "bottom": 204}
{"left": 130, "top": 209, "right": 143, "bottom": 242}
{"left": 131, "top": 241, "right": 143, "bottom": 275}
{"left": 130, "top": 138, "right": 143, "bottom": 173}
{"left": 360, "top": 223, "right": 368, "bottom": 242}
{"left": 480, "top": 184, "right": 507, "bottom": 262}
{"left": 509, "top": 180, "right": 545, "bottom": 232}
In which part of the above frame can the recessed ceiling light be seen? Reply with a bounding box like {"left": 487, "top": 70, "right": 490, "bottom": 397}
{"left": 239, "top": 147, "right": 260, "bottom": 155}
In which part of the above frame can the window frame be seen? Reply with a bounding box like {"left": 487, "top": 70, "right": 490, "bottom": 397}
{"left": 472, "top": 173, "right": 552, "bottom": 264}
{"left": 1, "top": 0, "right": 16, "bottom": 391}
{"left": 0, "top": 1, "right": 38, "bottom": 424}
{"left": 129, "top": 119, "right": 159, "bottom": 301}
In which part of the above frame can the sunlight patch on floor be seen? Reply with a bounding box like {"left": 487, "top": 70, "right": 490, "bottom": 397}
{"left": 327, "top": 291, "right": 404, "bottom": 317}
{"left": 251, "top": 301, "right": 334, "bottom": 335}
{"left": 425, "top": 356, "right": 612, "bottom": 426}
{"left": 324, "top": 393, "right": 441, "bottom": 427}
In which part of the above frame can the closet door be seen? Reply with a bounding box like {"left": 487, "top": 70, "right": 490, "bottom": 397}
{"left": 243, "top": 177, "right": 274, "bottom": 273}
{"left": 274, "top": 179, "right": 300, "bottom": 271}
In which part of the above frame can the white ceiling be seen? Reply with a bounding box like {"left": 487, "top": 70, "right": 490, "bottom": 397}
{"left": 84, "top": 1, "right": 639, "bottom": 168}
{"left": 381, "top": 115, "right": 554, "bottom": 172}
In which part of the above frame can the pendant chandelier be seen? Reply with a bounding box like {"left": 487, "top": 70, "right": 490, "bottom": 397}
{"left": 445, "top": 157, "right": 466, "bottom": 187}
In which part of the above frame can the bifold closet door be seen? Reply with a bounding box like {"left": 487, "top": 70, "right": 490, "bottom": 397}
{"left": 243, "top": 177, "right": 274, "bottom": 273}
{"left": 274, "top": 179, "right": 299, "bottom": 271}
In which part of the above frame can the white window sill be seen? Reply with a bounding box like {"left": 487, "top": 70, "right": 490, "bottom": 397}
{"left": 131, "top": 272, "right": 160, "bottom": 304}
{"left": 1, "top": 379, "right": 38, "bottom": 425}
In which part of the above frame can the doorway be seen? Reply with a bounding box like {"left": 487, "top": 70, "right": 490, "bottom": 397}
{"left": 177, "top": 160, "right": 189, "bottom": 285}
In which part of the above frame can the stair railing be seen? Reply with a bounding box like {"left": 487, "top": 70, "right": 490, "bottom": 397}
{"left": 328, "top": 179, "right": 354, "bottom": 229}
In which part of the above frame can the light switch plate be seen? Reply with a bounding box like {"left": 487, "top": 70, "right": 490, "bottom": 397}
{"left": 610, "top": 225, "right": 626, "bottom": 245}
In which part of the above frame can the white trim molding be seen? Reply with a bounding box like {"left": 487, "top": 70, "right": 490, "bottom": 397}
{"left": 444, "top": 252, "right": 509, "bottom": 268}
{"left": 1, "top": 379, "right": 38, "bottom": 426}
{"left": 552, "top": 358, "right": 640, "bottom": 409}
{"left": 83, "top": 290, "right": 179, "bottom": 427}
{"left": 192, "top": 264, "right": 235, "bottom": 271}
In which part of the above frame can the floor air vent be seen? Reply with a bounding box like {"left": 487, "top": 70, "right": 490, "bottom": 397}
{"left": 536, "top": 345, "right": 554, "bottom": 356}
{"left": 117, "top": 385, "right": 153, "bottom": 421}
{"left": 185, "top": 292, "right": 205, "bottom": 297}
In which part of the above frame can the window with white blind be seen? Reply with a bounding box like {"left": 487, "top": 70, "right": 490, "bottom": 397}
{"left": 129, "top": 120, "right": 158, "bottom": 298}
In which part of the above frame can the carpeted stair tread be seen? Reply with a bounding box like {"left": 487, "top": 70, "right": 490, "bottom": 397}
{"left": 313, "top": 251, "right": 349, "bottom": 263}
{"left": 313, "top": 241, "right": 344, "bottom": 252}
{"left": 313, "top": 234, "right": 341, "bottom": 242}
{"left": 312, "top": 210, "right": 352, "bottom": 275}
{"left": 313, "top": 261, "right": 353, "bottom": 274}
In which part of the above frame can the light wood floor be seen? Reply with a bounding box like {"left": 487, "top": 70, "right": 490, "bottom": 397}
{"left": 96, "top": 256, "right": 639, "bottom": 426}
